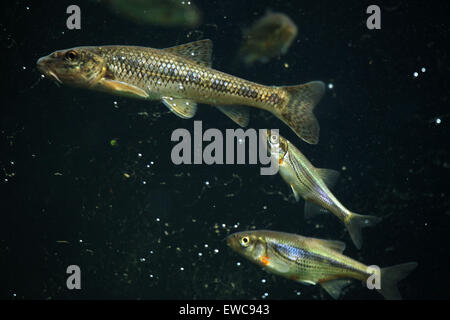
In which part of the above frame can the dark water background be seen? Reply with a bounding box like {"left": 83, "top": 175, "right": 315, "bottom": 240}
{"left": 1, "top": 0, "right": 449, "bottom": 299}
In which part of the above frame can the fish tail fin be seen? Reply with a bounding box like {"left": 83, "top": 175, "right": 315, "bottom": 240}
{"left": 345, "top": 212, "right": 382, "bottom": 249}
{"left": 277, "top": 81, "right": 325, "bottom": 144}
{"left": 378, "top": 262, "right": 418, "bottom": 300}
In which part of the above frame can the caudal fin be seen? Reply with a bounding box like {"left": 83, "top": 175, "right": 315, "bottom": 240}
{"left": 278, "top": 81, "right": 325, "bottom": 144}
{"left": 345, "top": 213, "right": 382, "bottom": 249}
{"left": 378, "top": 262, "right": 418, "bottom": 300}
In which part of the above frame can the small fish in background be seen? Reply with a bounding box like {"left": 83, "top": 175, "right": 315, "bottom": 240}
{"left": 36, "top": 40, "right": 325, "bottom": 144}
{"left": 227, "top": 230, "right": 418, "bottom": 300}
{"left": 101, "top": 0, "right": 202, "bottom": 28}
{"left": 266, "top": 131, "right": 381, "bottom": 249}
{"left": 239, "top": 12, "right": 298, "bottom": 65}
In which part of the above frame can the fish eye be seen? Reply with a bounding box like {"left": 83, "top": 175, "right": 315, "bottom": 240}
{"left": 240, "top": 236, "right": 250, "bottom": 247}
{"left": 65, "top": 50, "right": 78, "bottom": 61}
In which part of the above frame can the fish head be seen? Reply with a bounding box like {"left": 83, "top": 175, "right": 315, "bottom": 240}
{"left": 227, "top": 231, "right": 267, "bottom": 262}
{"left": 265, "top": 129, "right": 288, "bottom": 161}
{"left": 37, "top": 47, "right": 108, "bottom": 88}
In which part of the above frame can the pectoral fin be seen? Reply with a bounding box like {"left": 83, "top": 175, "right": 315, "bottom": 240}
{"left": 273, "top": 258, "right": 291, "bottom": 273}
{"left": 320, "top": 279, "right": 352, "bottom": 299}
{"left": 100, "top": 79, "right": 149, "bottom": 98}
{"left": 298, "top": 279, "right": 316, "bottom": 286}
{"left": 290, "top": 185, "right": 300, "bottom": 202}
{"left": 162, "top": 97, "right": 197, "bottom": 119}
{"left": 259, "top": 254, "right": 290, "bottom": 273}
{"left": 216, "top": 105, "right": 250, "bottom": 127}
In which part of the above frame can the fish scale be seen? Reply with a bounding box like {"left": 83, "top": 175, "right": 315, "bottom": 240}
{"left": 96, "top": 45, "right": 281, "bottom": 106}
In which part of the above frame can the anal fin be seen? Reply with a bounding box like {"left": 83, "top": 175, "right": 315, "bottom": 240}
{"left": 320, "top": 279, "right": 352, "bottom": 299}
{"left": 304, "top": 201, "right": 329, "bottom": 219}
{"left": 216, "top": 105, "right": 250, "bottom": 127}
{"left": 162, "top": 97, "right": 197, "bottom": 119}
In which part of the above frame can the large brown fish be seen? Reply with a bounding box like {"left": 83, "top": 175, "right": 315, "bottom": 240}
{"left": 227, "top": 229, "right": 418, "bottom": 300}
{"left": 36, "top": 39, "right": 325, "bottom": 144}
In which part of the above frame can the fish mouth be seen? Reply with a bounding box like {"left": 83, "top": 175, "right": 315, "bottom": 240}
{"left": 36, "top": 56, "right": 62, "bottom": 84}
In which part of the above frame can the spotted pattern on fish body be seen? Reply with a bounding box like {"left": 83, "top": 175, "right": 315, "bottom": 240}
{"left": 92, "top": 45, "right": 282, "bottom": 106}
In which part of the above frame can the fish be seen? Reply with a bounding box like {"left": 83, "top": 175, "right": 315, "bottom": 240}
{"left": 239, "top": 12, "right": 298, "bottom": 65}
{"left": 101, "top": 0, "right": 202, "bottom": 28}
{"left": 36, "top": 39, "right": 325, "bottom": 144}
{"left": 266, "top": 131, "right": 381, "bottom": 249}
{"left": 227, "top": 229, "right": 418, "bottom": 300}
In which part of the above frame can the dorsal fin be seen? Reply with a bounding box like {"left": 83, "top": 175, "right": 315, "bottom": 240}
{"left": 315, "top": 168, "right": 340, "bottom": 188}
{"left": 163, "top": 39, "right": 213, "bottom": 67}
{"left": 311, "top": 238, "right": 346, "bottom": 253}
